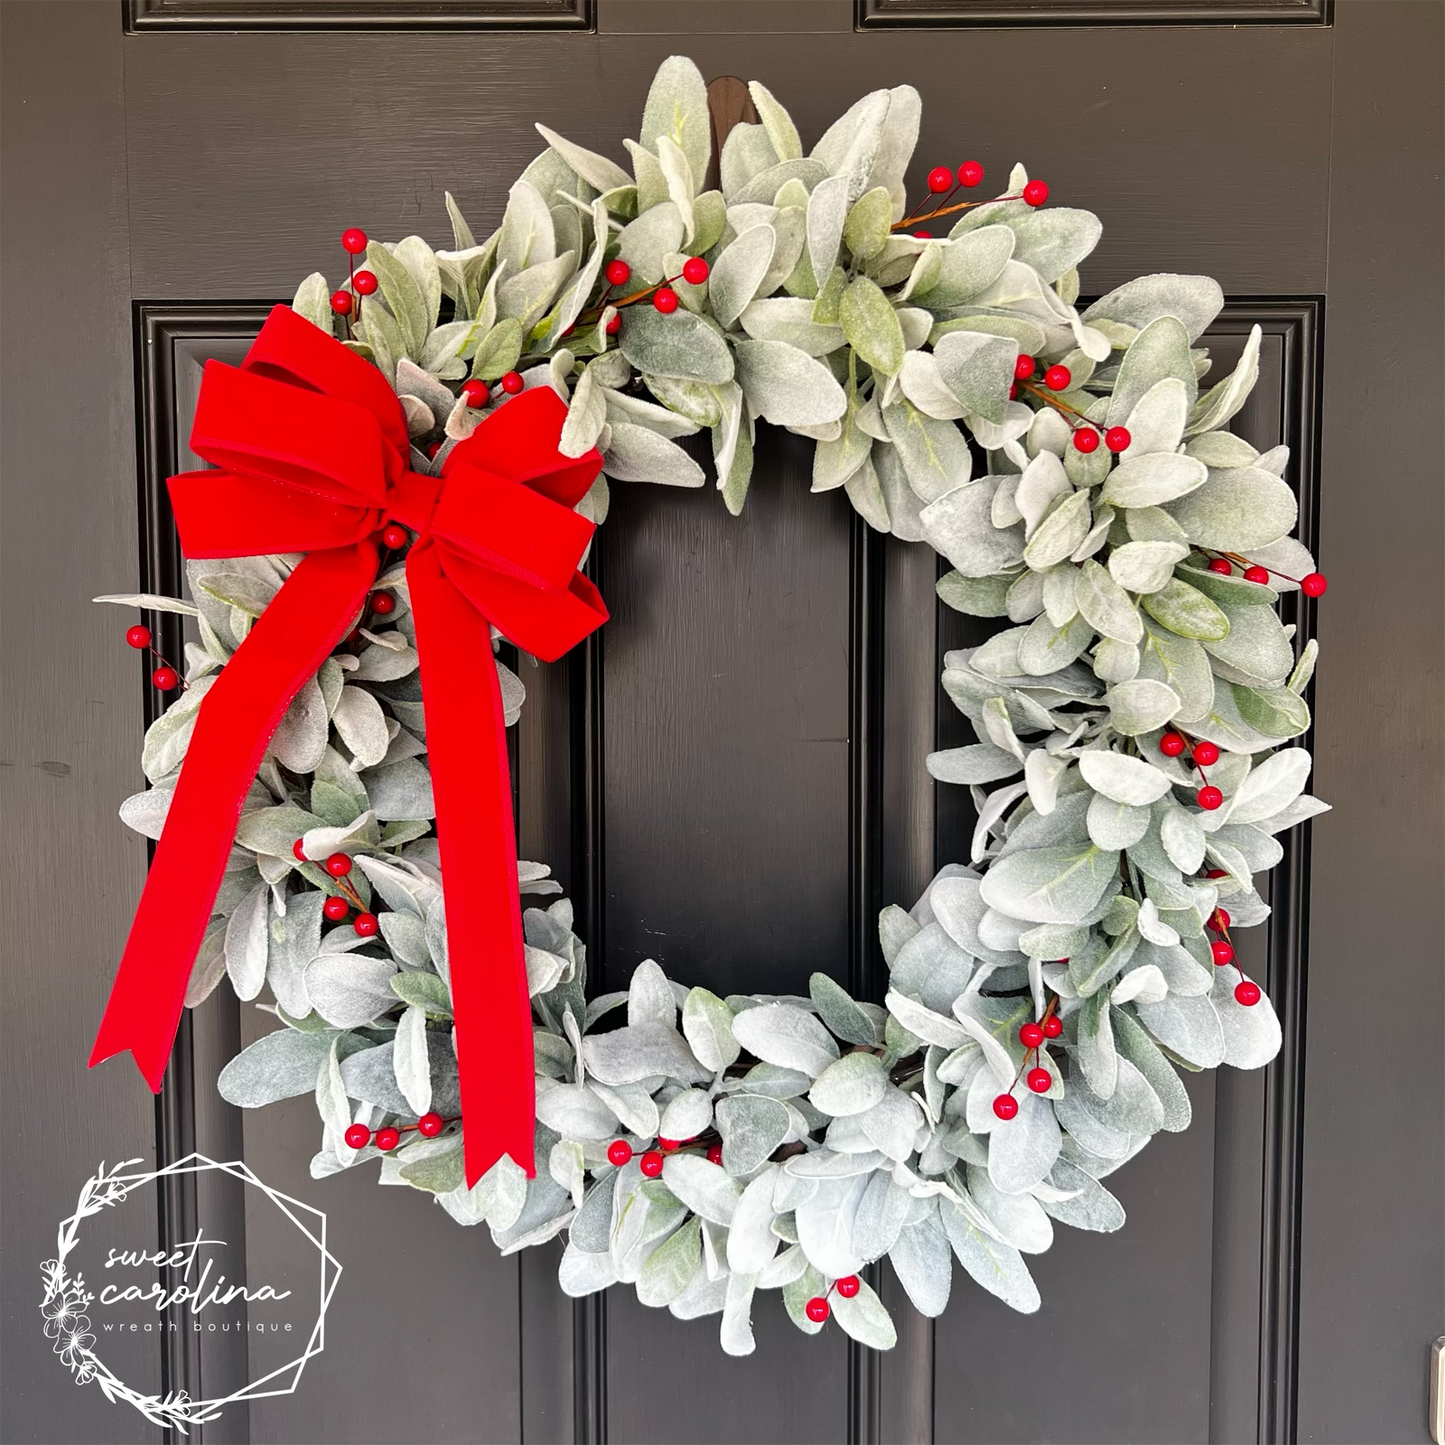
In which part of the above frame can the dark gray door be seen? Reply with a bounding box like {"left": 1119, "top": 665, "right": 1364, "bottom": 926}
{"left": 3, "top": 4, "right": 1440, "bottom": 1444}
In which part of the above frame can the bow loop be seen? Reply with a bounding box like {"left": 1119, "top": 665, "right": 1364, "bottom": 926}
{"left": 446, "top": 385, "right": 599, "bottom": 507}
{"left": 430, "top": 466, "right": 595, "bottom": 593}
{"left": 191, "top": 360, "right": 394, "bottom": 508}
{"left": 243, "top": 303, "right": 412, "bottom": 459}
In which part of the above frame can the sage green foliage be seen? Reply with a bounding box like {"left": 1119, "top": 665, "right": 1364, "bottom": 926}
{"left": 105, "top": 57, "right": 1328, "bottom": 1360}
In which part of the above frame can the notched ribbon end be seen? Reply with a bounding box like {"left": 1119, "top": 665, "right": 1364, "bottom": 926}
{"left": 87, "top": 1033, "right": 168, "bottom": 1095}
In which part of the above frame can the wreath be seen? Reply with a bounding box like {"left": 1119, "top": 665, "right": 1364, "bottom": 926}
{"left": 92, "top": 57, "right": 1328, "bottom": 1357}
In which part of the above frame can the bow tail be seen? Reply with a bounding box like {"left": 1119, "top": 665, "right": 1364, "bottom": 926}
{"left": 91, "top": 544, "right": 378, "bottom": 1089}
{"left": 407, "top": 545, "right": 536, "bottom": 1185}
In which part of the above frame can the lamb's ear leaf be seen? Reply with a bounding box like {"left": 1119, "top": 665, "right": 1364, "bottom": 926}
{"left": 639, "top": 56, "right": 711, "bottom": 188}
{"left": 839, "top": 276, "right": 904, "bottom": 376}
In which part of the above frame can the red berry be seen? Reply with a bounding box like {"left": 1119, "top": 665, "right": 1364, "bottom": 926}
{"left": 343, "top": 1123, "right": 372, "bottom": 1149}
{"left": 341, "top": 228, "right": 368, "bottom": 255}
{"left": 381, "top": 523, "right": 409, "bottom": 550}
{"left": 658, "top": 1137, "right": 680, "bottom": 1153}
{"left": 1208, "top": 558, "right": 1234, "bottom": 575}
{"left": 1210, "top": 907, "right": 1232, "bottom": 932}
{"left": 607, "top": 1139, "right": 633, "bottom": 1166}
{"left": 835, "top": 1275, "right": 861, "bottom": 1298}
{"left": 605, "top": 312, "right": 622, "bottom": 335}
{"left": 1300, "top": 572, "right": 1327, "bottom": 597}
{"left": 374, "top": 1126, "right": 400, "bottom": 1152}
{"left": 369, "top": 590, "right": 396, "bottom": 615}
{"left": 604, "top": 259, "right": 631, "bottom": 287}
{"left": 958, "top": 160, "right": 984, "bottom": 188}
{"left": 325, "top": 852, "right": 353, "bottom": 877}
{"left": 1243, "top": 565, "right": 1271, "bottom": 585}
{"left": 353, "top": 912, "right": 380, "bottom": 937}
{"left": 292, "top": 838, "right": 308, "bottom": 862}
{"left": 352, "top": 270, "right": 378, "bottom": 296}
{"left": 1008, "top": 383, "right": 1018, "bottom": 400}
{"left": 323, "top": 896, "right": 349, "bottom": 922}
{"left": 1192, "top": 740, "right": 1221, "bottom": 767}
{"left": 681, "top": 256, "right": 709, "bottom": 285}
{"left": 1197, "top": 785, "right": 1224, "bottom": 811}
{"left": 329, "top": 290, "right": 354, "bottom": 316}
{"left": 1234, "top": 979, "right": 1262, "bottom": 1007}
{"left": 639, "top": 1150, "right": 664, "bottom": 1178}
{"left": 501, "top": 371, "right": 524, "bottom": 395}
{"left": 653, "top": 287, "right": 679, "bottom": 314}
{"left": 126, "top": 624, "right": 152, "bottom": 649}
{"left": 707, "top": 1142, "right": 723, "bottom": 1165}
{"left": 1026, "top": 1067, "right": 1052, "bottom": 1094}
{"left": 1072, "top": 427, "right": 1100, "bottom": 453}
{"left": 1104, "top": 426, "right": 1131, "bottom": 453}
{"left": 1019, "top": 1021, "right": 1045, "bottom": 1049}
{"left": 1211, "top": 939, "right": 1235, "bottom": 966}
{"left": 426, "top": 441, "right": 443, "bottom": 459}
{"left": 1014, "top": 353, "right": 1036, "bottom": 381}
{"left": 1022, "top": 179, "right": 1049, "bottom": 207}
{"left": 805, "top": 1297, "right": 831, "bottom": 1323}
{"left": 461, "top": 378, "right": 489, "bottom": 409}
{"left": 1204, "top": 868, "right": 1229, "bottom": 879}
{"left": 927, "top": 166, "right": 954, "bottom": 193}
{"left": 1159, "top": 731, "right": 1186, "bottom": 757}
{"left": 1044, "top": 364, "right": 1071, "bottom": 391}
{"left": 417, "top": 1111, "right": 445, "bottom": 1138}
{"left": 913, "top": 230, "right": 932, "bottom": 239}
{"left": 151, "top": 665, "right": 179, "bottom": 691}
{"left": 992, "top": 1093, "right": 1019, "bottom": 1121}
{"left": 1041, "top": 1015, "right": 1063, "bottom": 1039}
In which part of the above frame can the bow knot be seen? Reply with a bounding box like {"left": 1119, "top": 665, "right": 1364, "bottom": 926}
{"left": 91, "top": 304, "right": 605, "bottom": 1185}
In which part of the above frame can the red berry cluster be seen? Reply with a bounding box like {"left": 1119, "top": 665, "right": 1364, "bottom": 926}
{"left": 289, "top": 845, "right": 382, "bottom": 935}
{"left": 124, "top": 622, "right": 185, "bottom": 693}
{"left": 1204, "top": 551, "right": 1327, "bottom": 597}
{"left": 591, "top": 255, "right": 711, "bottom": 330}
{"left": 345, "top": 1109, "right": 455, "bottom": 1152}
{"left": 895, "top": 161, "right": 1045, "bottom": 240}
{"left": 804, "top": 1273, "right": 861, "bottom": 1324}
{"left": 1010, "top": 355, "right": 1134, "bottom": 455}
{"left": 1202, "top": 903, "right": 1261, "bottom": 1005}
{"left": 927, "top": 160, "right": 986, "bottom": 195}
{"left": 1158, "top": 729, "right": 1225, "bottom": 810}
{"left": 605, "top": 1128, "right": 719, "bottom": 1180}
{"left": 329, "top": 227, "right": 379, "bottom": 329}
{"left": 993, "top": 1004, "right": 1064, "bottom": 1120}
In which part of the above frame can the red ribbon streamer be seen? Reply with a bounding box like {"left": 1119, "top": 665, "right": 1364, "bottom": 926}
{"left": 91, "top": 304, "right": 605, "bottom": 1184}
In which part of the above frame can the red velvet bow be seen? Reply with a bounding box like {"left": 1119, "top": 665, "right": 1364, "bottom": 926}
{"left": 91, "top": 303, "right": 605, "bottom": 1184}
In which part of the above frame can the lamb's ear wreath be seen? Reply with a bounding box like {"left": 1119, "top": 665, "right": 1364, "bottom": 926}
{"left": 99, "top": 56, "right": 1327, "bottom": 1356}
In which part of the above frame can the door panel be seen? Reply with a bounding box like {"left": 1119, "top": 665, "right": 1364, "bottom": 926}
{"left": 598, "top": 445, "right": 854, "bottom": 1000}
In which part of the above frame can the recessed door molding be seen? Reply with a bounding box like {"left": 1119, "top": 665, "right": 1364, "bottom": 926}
{"left": 125, "top": 0, "right": 592, "bottom": 32}
{"left": 856, "top": 0, "right": 1329, "bottom": 27}
{"left": 135, "top": 296, "right": 1322, "bottom": 1445}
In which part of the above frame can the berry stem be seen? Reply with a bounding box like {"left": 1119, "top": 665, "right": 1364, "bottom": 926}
{"left": 1018, "top": 378, "right": 1092, "bottom": 425}
{"left": 329, "top": 876, "right": 366, "bottom": 910}
{"left": 396, "top": 1113, "right": 459, "bottom": 1137}
{"left": 146, "top": 645, "right": 187, "bottom": 689}
{"left": 892, "top": 192, "right": 1024, "bottom": 232}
